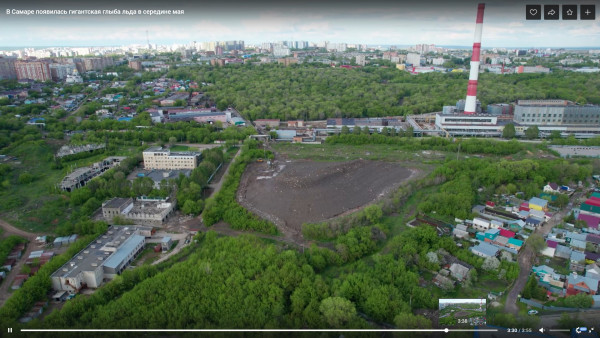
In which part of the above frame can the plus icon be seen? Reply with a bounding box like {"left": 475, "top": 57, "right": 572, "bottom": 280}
{"left": 581, "top": 5, "right": 596, "bottom": 20}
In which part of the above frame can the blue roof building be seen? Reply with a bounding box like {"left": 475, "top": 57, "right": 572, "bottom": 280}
{"left": 471, "top": 242, "right": 499, "bottom": 258}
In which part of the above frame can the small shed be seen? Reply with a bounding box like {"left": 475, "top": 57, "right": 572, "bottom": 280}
{"left": 161, "top": 237, "right": 172, "bottom": 252}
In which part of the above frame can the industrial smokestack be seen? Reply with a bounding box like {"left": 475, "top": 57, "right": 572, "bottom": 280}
{"left": 464, "top": 3, "right": 485, "bottom": 114}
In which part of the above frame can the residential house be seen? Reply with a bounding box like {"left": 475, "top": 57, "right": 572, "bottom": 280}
{"left": 555, "top": 245, "right": 572, "bottom": 259}
{"left": 490, "top": 220, "right": 503, "bottom": 229}
{"left": 570, "top": 251, "right": 587, "bottom": 272}
{"left": 543, "top": 182, "right": 559, "bottom": 194}
{"left": 525, "top": 216, "right": 542, "bottom": 227}
{"left": 433, "top": 273, "right": 454, "bottom": 290}
{"left": 586, "top": 264, "right": 600, "bottom": 280}
{"left": 494, "top": 236, "right": 509, "bottom": 247}
{"left": 471, "top": 242, "right": 499, "bottom": 258}
{"left": 587, "top": 234, "right": 600, "bottom": 250}
{"left": 507, "top": 238, "right": 524, "bottom": 251}
{"left": 449, "top": 263, "right": 472, "bottom": 281}
{"left": 578, "top": 213, "right": 600, "bottom": 229}
{"left": 533, "top": 265, "right": 564, "bottom": 290}
{"left": 571, "top": 239, "right": 587, "bottom": 252}
{"left": 473, "top": 218, "right": 491, "bottom": 231}
{"left": 529, "top": 197, "right": 549, "bottom": 212}
{"left": 453, "top": 224, "right": 469, "bottom": 239}
{"left": 566, "top": 273, "right": 599, "bottom": 295}
{"left": 499, "top": 229, "right": 516, "bottom": 238}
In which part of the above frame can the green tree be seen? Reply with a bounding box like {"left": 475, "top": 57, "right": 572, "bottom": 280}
{"left": 341, "top": 125, "right": 350, "bottom": 135}
{"left": 549, "top": 130, "right": 562, "bottom": 140}
{"left": 363, "top": 205, "right": 383, "bottom": 224}
{"left": 526, "top": 233, "right": 546, "bottom": 253}
{"left": 525, "top": 125, "right": 539, "bottom": 139}
{"left": 557, "top": 313, "right": 585, "bottom": 329}
{"left": 502, "top": 123, "right": 516, "bottom": 139}
{"left": 563, "top": 293, "right": 594, "bottom": 308}
{"left": 319, "top": 297, "right": 357, "bottom": 328}
{"left": 394, "top": 313, "right": 432, "bottom": 329}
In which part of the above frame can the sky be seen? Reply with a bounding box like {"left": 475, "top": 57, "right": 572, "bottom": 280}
{"left": 0, "top": 0, "right": 599, "bottom": 48}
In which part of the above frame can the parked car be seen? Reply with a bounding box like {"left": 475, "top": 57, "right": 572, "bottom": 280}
{"left": 528, "top": 309, "right": 538, "bottom": 315}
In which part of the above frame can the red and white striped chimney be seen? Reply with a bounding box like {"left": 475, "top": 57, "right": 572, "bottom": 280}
{"left": 464, "top": 3, "right": 485, "bottom": 114}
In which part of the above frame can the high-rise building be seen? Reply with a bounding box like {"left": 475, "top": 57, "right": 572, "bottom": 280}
{"left": 355, "top": 55, "right": 366, "bottom": 66}
{"left": 49, "top": 63, "right": 76, "bottom": 81}
{"left": 15, "top": 60, "right": 52, "bottom": 82}
{"left": 128, "top": 60, "right": 142, "bottom": 71}
{"left": 406, "top": 53, "right": 422, "bottom": 66}
{"left": 273, "top": 45, "right": 290, "bottom": 57}
{"left": 215, "top": 46, "right": 223, "bottom": 56}
{"left": 0, "top": 57, "right": 17, "bottom": 80}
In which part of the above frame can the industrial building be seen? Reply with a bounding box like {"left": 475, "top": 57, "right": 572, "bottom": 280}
{"left": 102, "top": 197, "right": 175, "bottom": 226}
{"left": 60, "top": 157, "right": 126, "bottom": 192}
{"left": 143, "top": 146, "right": 201, "bottom": 170}
{"left": 51, "top": 226, "right": 146, "bottom": 292}
{"left": 326, "top": 117, "right": 408, "bottom": 132}
{"left": 434, "top": 113, "right": 505, "bottom": 137}
{"left": 513, "top": 100, "right": 600, "bottom": 126}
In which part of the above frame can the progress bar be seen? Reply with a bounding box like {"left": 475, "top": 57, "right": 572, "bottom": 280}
{"left": 22, "top": 329, "right": 500, "bottom": 333}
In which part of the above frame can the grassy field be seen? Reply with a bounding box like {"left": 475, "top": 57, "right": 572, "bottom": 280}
{"left": 0, "top": 140, "right": 139, "bottom": 233}
{"left": 273, "top": 142, "right": 447, "bottom": 163}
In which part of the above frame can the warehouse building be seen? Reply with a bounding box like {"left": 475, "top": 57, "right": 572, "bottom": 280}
{"left": 143, "top": 147, "right": 201, "bottom": 170}
{"left": 51, "top": 226, "right": 146, "bottom": 292}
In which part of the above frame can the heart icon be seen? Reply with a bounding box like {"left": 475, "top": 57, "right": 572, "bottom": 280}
{"left": 529, "top": 8, "right": 538, "bottom": 15}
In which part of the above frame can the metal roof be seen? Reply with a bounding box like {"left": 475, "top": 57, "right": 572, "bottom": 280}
{"left": 529, "top": 197, "right": 548, "bottom": 207}
{"left": 103, "top": 235, "right": 145, "bottom": 269}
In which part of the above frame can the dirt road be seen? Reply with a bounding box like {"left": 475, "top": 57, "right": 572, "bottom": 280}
{"left": 0, "top": 218, "right": 46, "bottom": 308}
{"left": 0, "top": 218, "right": 39, "bottom": 240}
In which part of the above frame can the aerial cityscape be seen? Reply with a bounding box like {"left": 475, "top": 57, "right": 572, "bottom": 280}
{"left": 0, "top": 0, "right": 600, "bottom": 337}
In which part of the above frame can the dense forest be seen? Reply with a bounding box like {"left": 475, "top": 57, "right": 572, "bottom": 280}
{"left": 22, "top": 226, "right": 516, "bottom": 332}
{"left": 165, "top": 64, "right": 600, "bottom": 120}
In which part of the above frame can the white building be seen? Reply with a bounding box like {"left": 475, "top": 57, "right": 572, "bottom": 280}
{"left": 102, "top": 197, "right": 175, "bottom": 226}
{"left": 406, "top": 53, "right": 422, "bottom": 66}
{"left": 273, "top": 45, "right": 290, "bottom": 57}
{"left": 143, "top": 146, "right": 200, "bottom": 170}
{"left": 51, "top": 226, "right": 146, "bottom": 292}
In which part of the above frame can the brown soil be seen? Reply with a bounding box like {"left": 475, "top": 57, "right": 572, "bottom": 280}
{"left": 238, "top": 159, "right": 416, "bottom": 240}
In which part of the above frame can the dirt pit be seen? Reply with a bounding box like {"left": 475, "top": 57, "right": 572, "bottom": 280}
{"left": 238, "top": 159, "right": 416, "bottom": 236}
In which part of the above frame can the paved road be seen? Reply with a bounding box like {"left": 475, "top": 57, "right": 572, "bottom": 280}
{"left": 504, "top": 189, "right": 586, "bottom": 315}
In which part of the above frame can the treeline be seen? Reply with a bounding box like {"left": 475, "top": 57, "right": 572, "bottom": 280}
{"left": 176, "top": 147, "right": 224, "bottom": 215}
{"left": 176, "top": 64, "right": 600, "bottom": 120}
{"left": 202, "top": 140, "right": 278, "bottom": 234}
{"left": 0, "top": 235, "right": 27, "bottom": 266}
{"left": 326, "top": 134, "right": 525, "bottom": 156}
{"left": 418, "top": 157, "right": 593, "bottom": 220}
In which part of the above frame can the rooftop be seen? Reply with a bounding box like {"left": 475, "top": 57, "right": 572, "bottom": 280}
{"left": 103, "top": 197, "right": 132, "bottom": 210}
{"left": 51, "top": 226, "right": 143, "bottom": 279}
{"left": 103, "top": 234, "right": 145, "bottom": 269}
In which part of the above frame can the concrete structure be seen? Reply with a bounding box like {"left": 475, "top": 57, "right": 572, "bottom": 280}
{"left": 143, "top": 147, "right": 200, "bottom": 170}
{"left": 102, "top": 197, "right": 175, "bottom": 226}
{"left": 60, "top": 157, "right": 126, "bottom": 192}
{"left": 0, "top": 57, "right": 17, "bottom": 80}
{"left": 254, "top": 119, "right": 280, "bottom": 128}
{"left": 464, "top": 3, "right": 485, "bottom": 114}
{"left": 15, "top": 60, "right": 52, "bottom": 82}
{"left": 550, "top": 146, "right": 600, "bottom": 158}
{"left": 51, "top": 226, "right": 146, "bottom": 292}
